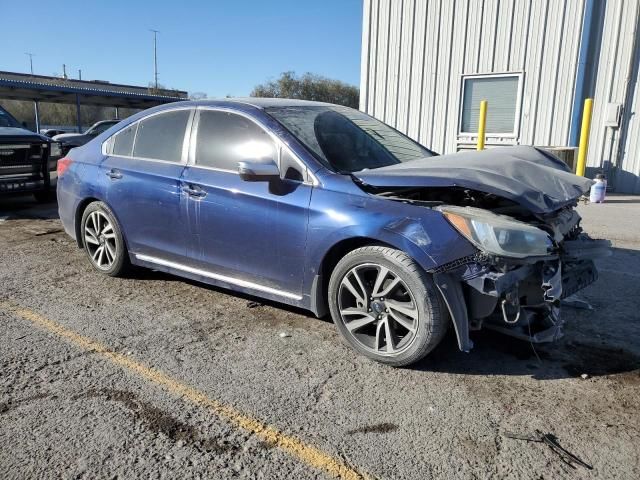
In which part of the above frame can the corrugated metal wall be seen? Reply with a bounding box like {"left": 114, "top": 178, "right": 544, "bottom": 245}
{"left": 588, "top": 0, "right": 640, "bottom": 192}
{"left": 361, "top": 0, "right": 640, "bottom": 193}
{"left": 360, "top": 0, "right": 587, "bottom": 153}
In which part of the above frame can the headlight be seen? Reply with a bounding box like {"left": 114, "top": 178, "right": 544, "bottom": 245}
{"left": 50, "top": 142, "right": 62, "bottom": 157}
{"left": 437, "top": 205, "right": 553, "bottom": 258}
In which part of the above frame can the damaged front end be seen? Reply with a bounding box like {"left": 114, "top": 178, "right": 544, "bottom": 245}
{"left": 439, "top": 207, "right": 610, "bottom": 351}
{"left": 371, "top": 186, "right": 611, "bottom": 351}
{"left": 353, "top": 146, "right": 610, "bottom": 351}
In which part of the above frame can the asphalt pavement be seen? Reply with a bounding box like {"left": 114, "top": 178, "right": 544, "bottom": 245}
{"left": 1, "top": 193, "right": 639, "bottom": 479}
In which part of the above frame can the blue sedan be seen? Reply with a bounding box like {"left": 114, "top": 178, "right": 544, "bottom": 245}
{"left": 57, "top": 98, "right": 606, "bottom": 366}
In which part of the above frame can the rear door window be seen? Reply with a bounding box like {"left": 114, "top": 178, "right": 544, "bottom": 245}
{"left": 194, "top": 110, "right": 276, "bottom": 171}
{"left": 132, "top": 110, "right": 191, "bottom": 162}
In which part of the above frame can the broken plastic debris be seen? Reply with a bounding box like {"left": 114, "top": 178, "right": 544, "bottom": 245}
{"left": 279, "top": 332, "right": 291, "bottom": 338}
{"left": 580, "top": 373, "right": 589, "bottom": 380}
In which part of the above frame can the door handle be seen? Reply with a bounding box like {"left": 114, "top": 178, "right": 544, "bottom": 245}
{"left": 106, "top": 169, "right": 123, "bottom": 180}
{"left": 182, "top": 184, "right": 207, "bottom": 198}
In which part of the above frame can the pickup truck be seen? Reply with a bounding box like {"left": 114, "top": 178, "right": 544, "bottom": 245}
{"left": 0, "top": 106, "right": 61, "bottom": 202}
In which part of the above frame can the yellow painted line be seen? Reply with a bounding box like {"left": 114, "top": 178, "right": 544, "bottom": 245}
{"left": 1, "top": 301, "right": 369, "bottom": 480}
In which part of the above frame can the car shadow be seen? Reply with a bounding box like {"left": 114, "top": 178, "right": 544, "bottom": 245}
{"left": 0, "top": 194, "right": 59, "bottom": 220}
{"left": 410, "top": 329, "right": 640, "bottom": 381}
{"left": 133, "top": 267, "right": 324, "bottom": 320}
{"left": 132, "top": 245, "right": 640, "bottom": 381}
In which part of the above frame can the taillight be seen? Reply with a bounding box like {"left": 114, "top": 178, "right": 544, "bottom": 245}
{"left": 57, "top": 157, "right": 73, "bottom": 176}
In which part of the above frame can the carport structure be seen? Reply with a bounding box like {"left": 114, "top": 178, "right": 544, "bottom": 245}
{"left": 0, "top": 70, "right": 188, "bottom": 132}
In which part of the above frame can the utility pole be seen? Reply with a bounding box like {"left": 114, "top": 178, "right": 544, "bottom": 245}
{"left": 25, "top": 53, "right": 34, "bottom": 74}
{"left": 63, "top": 64, "right": 68, "bottom": 79}
{"left": 150, "top": 29, "right": 159, "bottom": 90}
{"left": 78, "top": 69, "right": 82, "bottom": 80}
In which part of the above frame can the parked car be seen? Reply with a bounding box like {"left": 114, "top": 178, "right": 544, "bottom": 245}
{"left": 56, "top": 99, "right": 610, "bottom": 366}
{"left": 0, "top": 106, "right": 61, "bottom": 202}
{"left": 54, "top": 119, "right": 120, "bottom": 155}
{"left": 41, "top": 128, "right": 70, "bottom": 138}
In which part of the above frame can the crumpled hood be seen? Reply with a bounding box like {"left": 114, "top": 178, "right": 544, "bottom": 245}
{"left": 353, "top": 146, "right": 593, "bottom": 214}
{"left": 0, "top": 126, "right": 50, "bottom": 143}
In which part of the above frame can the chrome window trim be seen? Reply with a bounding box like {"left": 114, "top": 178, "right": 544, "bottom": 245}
{"left": 101, "top": 107, "right": 195, "bottom": 165}
{"left": 134, "top": 253, "right": 303, "bottom": 301}
{"left": 189, "top": 106, "right": 319, "bottom": 186}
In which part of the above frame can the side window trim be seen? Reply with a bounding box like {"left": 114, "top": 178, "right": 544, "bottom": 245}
{"left": 277, "top": 144, "right": 309, "bottom": 183}
{"left": 188, "top": 106, "right": 317, "bottom": 185}
{"left": 103, "top": 108, "right": 195, "bottom": 165}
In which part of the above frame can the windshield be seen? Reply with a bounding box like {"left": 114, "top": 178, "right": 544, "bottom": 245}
{"left": 87, "top": 121, "right": 118, "bottom": 135}
{"left": 0, "top": 107, "right": 22, "bottom": 128}
{"left": 265, "top": 105, "right": 435, "bottom": 172}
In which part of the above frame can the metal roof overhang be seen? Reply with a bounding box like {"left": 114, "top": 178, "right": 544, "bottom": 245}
{"left": 0, "top": 78, "right": 186, "bottom": 109}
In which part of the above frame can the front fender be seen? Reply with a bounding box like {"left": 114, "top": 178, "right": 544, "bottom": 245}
{"left": 306, "top": 188, "right": 476, "bottom": 272}
{"left": 303, "top": 188, "right": 477, "bottom": 311}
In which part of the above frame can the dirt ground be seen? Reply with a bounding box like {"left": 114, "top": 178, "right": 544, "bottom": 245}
{"left": 1, "top": 193, "right": 639, "bottom": 479}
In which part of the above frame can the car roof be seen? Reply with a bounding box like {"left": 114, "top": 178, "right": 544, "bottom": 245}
{"left": 171, "top": 98, "right": 338, "bottom": 109}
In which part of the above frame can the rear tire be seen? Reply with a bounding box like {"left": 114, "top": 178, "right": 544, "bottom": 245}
{"left": 80, "top": 201, "right": 130, "bottom": 277}
{"left": 328, "top": 246, "right": 447, "bottom": 367}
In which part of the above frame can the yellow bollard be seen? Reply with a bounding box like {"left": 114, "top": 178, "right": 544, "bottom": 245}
{"left": 477, "top": 100, "right": 488, "bottom": 150}
{"left": 576, "top": 98, "right": 593, "bottom": 176}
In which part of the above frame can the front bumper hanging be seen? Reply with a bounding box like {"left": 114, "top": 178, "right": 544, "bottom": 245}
{"left": 432, "top": 236, "right": 611, "bottom": 351}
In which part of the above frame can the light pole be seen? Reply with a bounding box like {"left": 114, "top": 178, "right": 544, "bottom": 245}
{"left": 25, "top": 53, "right": 34, "bottom": 74}
{"left": 150, "top": 29, "right": 159, "bottom": 90}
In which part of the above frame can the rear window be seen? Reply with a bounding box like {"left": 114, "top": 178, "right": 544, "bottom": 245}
{"left": 132, "top": 110, "right": 191, "bottom": 162}
{"left": 90, "top": 121, "right": 118, "bottom": 136}
{"left": 112, "top": 124, "right": 136, "bottom": 156}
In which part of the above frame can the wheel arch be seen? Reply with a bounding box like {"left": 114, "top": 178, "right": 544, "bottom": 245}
{"left": 310, "top": 235, "right": 428, "bottom": 318}
{"left": 74, "top": 197, "right": 101, "bottom": 248}
{"left": 75, "top": 197, "right": 129, "bottom": 254}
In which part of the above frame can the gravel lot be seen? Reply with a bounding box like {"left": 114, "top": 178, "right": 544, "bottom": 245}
{"left": 1, "top": 194, "right": 639, "bottom": 479}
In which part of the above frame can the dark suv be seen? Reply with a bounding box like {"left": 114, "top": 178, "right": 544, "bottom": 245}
{"left": 0, "top": 106, "right": 61, "bottom": 202}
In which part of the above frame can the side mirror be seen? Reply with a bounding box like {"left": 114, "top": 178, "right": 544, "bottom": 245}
{"left": 238, "top": 160, "right": 280, "bottom": 181}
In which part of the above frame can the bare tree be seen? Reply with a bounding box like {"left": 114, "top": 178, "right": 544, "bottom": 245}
{"left": 189, "top": 92, "right": 208, "bottom": 100}
{"left": 251, "top": 71, "right": 359, "bottom": 108}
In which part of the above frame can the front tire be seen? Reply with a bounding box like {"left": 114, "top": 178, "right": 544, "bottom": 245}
{"left": 80, "top": 201, "right": 130, "bottom": 277}
{"left": 328, "top": 246, "right": 447, "bottom": 367}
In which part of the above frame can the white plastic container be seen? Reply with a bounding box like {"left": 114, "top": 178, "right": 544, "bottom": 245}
{"left": 589, "top": 174, "right": 607, "bottom": 203}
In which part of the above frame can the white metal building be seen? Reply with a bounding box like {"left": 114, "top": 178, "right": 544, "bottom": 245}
{"left": 360, "top": 0, "right": 640, "bottom": 193}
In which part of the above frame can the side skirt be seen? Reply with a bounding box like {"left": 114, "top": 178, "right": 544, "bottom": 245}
{"left": 131, "top": 253, "right": 308, "bottom": 309}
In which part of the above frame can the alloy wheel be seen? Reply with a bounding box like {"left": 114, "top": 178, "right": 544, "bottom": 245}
{"left": 337, "top": 263, "right": 419, "bottom": 356}
{"left": 84, "top": 211, "right": 118, "bottom": 270}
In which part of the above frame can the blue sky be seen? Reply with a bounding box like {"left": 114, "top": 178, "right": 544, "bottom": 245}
{"left": 3, "top": 0, "right": 363, "bottom": 97}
